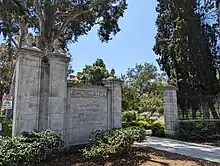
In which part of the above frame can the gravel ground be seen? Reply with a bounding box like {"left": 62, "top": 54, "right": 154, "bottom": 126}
{"left": 38, "top": 146, "right": 220, "bottom": 166}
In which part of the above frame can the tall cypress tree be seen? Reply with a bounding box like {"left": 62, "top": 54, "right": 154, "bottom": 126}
{"left": 154, "top": 0, "right": 219, "bottom": 96}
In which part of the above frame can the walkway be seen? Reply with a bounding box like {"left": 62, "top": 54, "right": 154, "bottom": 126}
{"left": 135, "top": 136, "right": 220, "bottom": 163}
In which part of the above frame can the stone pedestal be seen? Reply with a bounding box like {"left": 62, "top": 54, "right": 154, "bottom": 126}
{"left": 164, "top": 85, "right": 178, "bottom": 137}
{"left": 12, "top": 49, "right": 43, "bottom": 137}
{"left": 104, "top": 77, "right": 123, "bottom": 129}
{"left": 47, "top": 53, "right": 70, "bottom": 140}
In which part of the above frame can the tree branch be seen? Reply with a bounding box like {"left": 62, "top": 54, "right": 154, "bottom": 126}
{"left": 55, "top": 10, "right": 89, "bottom": 40}
{"left": 34, "top": 0, "right": 45, "bottom": 47}
{"left": 8, "top": 34, "right": 19, "bottom": 49}
{"left": 54, "top": 0, "right": 104, "bottom": 40}
{"left": 34, "top": 0, "right": 44, "bottom": 23}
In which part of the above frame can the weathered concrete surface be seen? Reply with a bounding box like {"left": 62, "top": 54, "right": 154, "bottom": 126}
{"left": 135, "top": 137, "right": 220, "bottom": 163}
{"left": 66, "top": 85, "right": 108, "bottom": 145}
{"left": 47, "top": 53, "right": 70, "bottom": 141}
{"left": 104, "top": 77, "right": 123, "bottom": 129}
{"left": 12, "top": 49, "right": 123, "bottom": 146}
{"left": 12, "top": 48, "right": 42, "bottom": 136}
{"left": 163, "top": 85, "right": 178, "bottom": 137}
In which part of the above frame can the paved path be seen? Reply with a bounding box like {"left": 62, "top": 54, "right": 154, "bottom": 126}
{"left": 135, "top": 136, "right": 220, "bottom": 163}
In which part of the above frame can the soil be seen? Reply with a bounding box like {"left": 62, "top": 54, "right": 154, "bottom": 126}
{"left": 38, "top": 146, "right": 220, "bottom": 166}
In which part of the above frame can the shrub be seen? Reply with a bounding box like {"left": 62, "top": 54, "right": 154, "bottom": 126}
{"left": 122, "top": 119, "right": 153, "bottom": 130}
{"left": 136, "top": 119, "right": 152, "bottom": 130}
{"left": 178, "top": 121, "right": 220, "bottom": 141}
{"left": 151, "top": 123, "right": 165, "bottom": 137}
{"left": 0, "top": 118, "right": 12, "bottom": 137}
{"left": 81, "top": 127, "right": 146, "bottom": 160}
{"left": 122, "top": 121, "right": 139, "bottom": 128}
{"left": 122, "top": 111, "right": 138, "bottom": 122}
{"left": 0, "top": 130, "right": 63, "bottom": 166}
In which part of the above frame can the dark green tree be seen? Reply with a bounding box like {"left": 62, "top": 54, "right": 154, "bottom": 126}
{"left": 0, "top": 43, "right": 16, "bottom": 98}
{"left": 77, "top": 58, "right": 114, "bottom": 85}
{"left": 154, "top": 0, "right": 219, "bottom": 96}
{"left": 154, "top": 0, "right": 220, "bottom": 118}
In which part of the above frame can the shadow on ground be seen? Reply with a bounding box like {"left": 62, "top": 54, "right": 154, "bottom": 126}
{"left": 38, "top": 146, "right": 219, "bottom": 166}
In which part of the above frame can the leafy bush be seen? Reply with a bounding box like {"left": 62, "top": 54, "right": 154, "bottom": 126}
{"left": 136, "top": 119, "right": 152, "bottom": 130}
{"left": 178, "top": 121, "right": 220, "bottom": 141}
{"left": 151, "top": 123, "right": 165, "bottom": 137}
{"left": 122, "top": 119, "right": 153, "bottom": 130}
{"left": 81, "top": 127, "right": 146, "bottom": 160}
{"left": 122, "top": 121, "right": 139, "bottom": 128}
{"left": 0, "top": 118, "right": 12, "bottom": 137}
{"left": 0, "top": 130, "right": 63, "bottom": 166}
{"left": 122, "top": 111, "right": 138, "bottom": 122}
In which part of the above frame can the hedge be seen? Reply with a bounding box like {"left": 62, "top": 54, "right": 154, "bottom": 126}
{"left": 177, "top": 121, "right": 220, "bottom": 141}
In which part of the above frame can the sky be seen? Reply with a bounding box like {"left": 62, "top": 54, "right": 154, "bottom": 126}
{"left": 69, "top": 0, "right": 159, "bottom": 76}
{"left": 0, "top": 0, "right": 159, "bottom": 76}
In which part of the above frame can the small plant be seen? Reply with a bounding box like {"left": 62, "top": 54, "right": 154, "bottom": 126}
{"left": 81, "top": 127, "right": 147, "bottom": 160}
{"left": 122, "top": 111, "right": 138, "bottom": 122}
{"left": 0, "top": 118, "right": 12, "bottom": 137}
{"left": 122, "top": 118, "right": 153, "bottom": 129}
{"left": 122, "top": 121, "right": 139, "bottom": 128}
{"left": 151, "top": 123, "right": 165, "bottom": 137}
{"left": 136, "top": 119, "right": 152, "bottom": 130}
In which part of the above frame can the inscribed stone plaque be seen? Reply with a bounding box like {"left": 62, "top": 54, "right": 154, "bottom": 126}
{"left": 68, "top": 88, "right": 108, "bottom": 145}
{"left": 71, "top": 90, "right": 106, "bottom": 98}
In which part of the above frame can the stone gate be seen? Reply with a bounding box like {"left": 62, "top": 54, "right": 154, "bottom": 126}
{"left": 12, "top": 48, "right": 122, "bottom": 146}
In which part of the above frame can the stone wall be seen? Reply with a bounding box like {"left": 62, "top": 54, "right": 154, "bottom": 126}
{"left": 12, "top": 49, "right": 122, "bottom": 146}
{"left": 66, "top": 85, "right": 108, "bottom": 145}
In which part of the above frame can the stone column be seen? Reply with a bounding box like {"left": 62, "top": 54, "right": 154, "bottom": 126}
{"left": 104, "top": 77, "right": 123, "bottom": 129}
{"left": 47, "top": 53, "right": 70, "bottom": 141}
{"left": 164, "top": 85, "right": 178, "bottom": 137}
{"left": 12, "top": 48, "right": 43, "bottom": 137}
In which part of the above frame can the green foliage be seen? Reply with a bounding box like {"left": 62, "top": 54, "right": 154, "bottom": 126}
{"left": 122, "top": 121, "right": 138, "bottom": 128}
{"left": 0, "top": 130, "right": 63, "bottom": 166}
{"left": 136, "top": 120, "right": 152, "bottom": 130}
{"left": 151, "top": 123, "right": 165, "bottom": 137}
{"left": 121, "top": 62, "right": 166, "bottom": 115}
{"left": 122, "top": 111, "right": 138, "bottom": 122}
{"left": 81, "top": 127, "right": 146, "bottom": 160}
{"left": 0, "top": 109, "right": 4, "bottom": 116}
{"left": 0, "top": 43, "right": 16, "bottom": 98}
{"left": 178, "top": 121, "right": 220, "bottom": 141}
{"left": 121, "top": 84, "right": 139, "bottom": 112}
{"left": 77, "top": 59, "right": 115, "bottom": 85}
{"left": 154, "top": 0, "right": 220, "bottom": 97}
{"left": 0, "top": 0, "right": 127, "bottom": 51}
{"left": 138, "top": 92, "right": 163, "bottom": 115}
{"left": 0, "top": 117, "right": 12, "bottom": 137}
{"left": 122, "top": 119, "right": 153, "bottom": 130}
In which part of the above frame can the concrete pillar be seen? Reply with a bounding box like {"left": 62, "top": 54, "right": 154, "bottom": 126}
{"left": 164, "top": 85, "right": 178, "bottom": 137}
{"left": 12, "top": 48, "right": 43, "bottom": 137}
{"left": 47, "top": 53, "right": 70, "bottom": 141}
{"left": 38, "top": 59, "right": 49, "bottom": 130}
{"left": 104, "top": 77, "right": 123, "bottom": 129}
